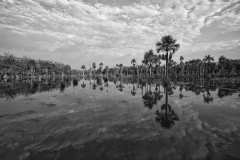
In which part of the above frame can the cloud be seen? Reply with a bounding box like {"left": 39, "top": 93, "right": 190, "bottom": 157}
{"left": 206, "top": 3, "right": 240, "bottom": 32}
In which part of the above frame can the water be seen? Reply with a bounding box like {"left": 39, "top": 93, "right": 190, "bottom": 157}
{"left": 0, "top": 77, "right": 240, "bottom": 160}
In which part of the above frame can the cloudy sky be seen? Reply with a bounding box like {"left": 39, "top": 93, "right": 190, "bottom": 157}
{"left": 0, "top": 0, "right": 240, "bottom": 69}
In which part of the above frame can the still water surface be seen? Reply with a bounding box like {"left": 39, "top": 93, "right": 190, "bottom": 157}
{"left": 0, "top": 77, "right": 240, "bottom": 160}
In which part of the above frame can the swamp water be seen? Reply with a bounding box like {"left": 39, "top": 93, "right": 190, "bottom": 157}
{"left": 0, "top": 77, "right": 240, "bottom": 160}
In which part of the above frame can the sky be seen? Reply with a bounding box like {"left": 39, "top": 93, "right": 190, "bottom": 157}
{"left": 0, "top": 0, "right": 240, "bottom": 69}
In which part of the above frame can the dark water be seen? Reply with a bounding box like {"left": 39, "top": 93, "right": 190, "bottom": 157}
{"left": 0, "top": 77, "right": 240, "bottom": 160}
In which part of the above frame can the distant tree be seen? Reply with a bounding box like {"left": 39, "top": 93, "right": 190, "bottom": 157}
{"left": 144, "top": 49, "right": 155, "bottom": 77}
{"left": 81, "top": 65, "right": 86, "bottom": 76}
{"left": 131, "top": 58, "right": 136, "bottom": 67}
{"left": 218, "top": 55, "right": 226, "bottom": 76}
{"left": 27, "top": 59, "right": 36, "bottom": 76}
{"left": 3, "top": 52, "right": 15, "bottom": 67}
{"left": 99, "top": 62, "right": 103, "bottom": 75}
{"left": 92, "top": 62, "right": 96, "bottom": 76}
{"left": 63, "top": 65, "right": 71, "bottom": 75}
{"left": 119, "top": 64, "right": 123, "bottom": 76}
{"left": 180, "top": 56, "right": 184, "bottom": 63}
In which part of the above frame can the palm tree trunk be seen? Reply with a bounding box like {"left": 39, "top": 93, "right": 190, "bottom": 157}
{"left": 165, "top": 51, "right": 169, "bottom": 111}
{"left": 165, "top": 88, "right": 168, "bottom": 113}
{"left": 166, "top": 52, "right": 168, "bottom": 80}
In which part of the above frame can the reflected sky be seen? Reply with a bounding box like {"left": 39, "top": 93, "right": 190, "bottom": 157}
{"left": 0, "top": 77, "right": 240, "bottom": 160}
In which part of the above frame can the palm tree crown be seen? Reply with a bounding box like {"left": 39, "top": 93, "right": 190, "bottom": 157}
{"left": 203, "top": 55, "right": 214, "bottom": 63}
{"left": 131, "top": 58, "right": 136, "bottom": 66}
{"left": 92, "top": 62, "right": 96, "bottom": 69}
{"left": 156, "top": 35, "right": 180, "bottom": 60}
{"left": 81, "top": 65, "right": 86, "bottom": 70}
{"left": 144, "top": 49, "right": 154, "bottom": 66}
{"left": 180, "top": 56, "right": 184, "bottom": 63}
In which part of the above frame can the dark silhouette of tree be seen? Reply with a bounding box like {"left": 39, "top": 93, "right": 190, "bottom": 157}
{"left": 155, "top": 104, "right": 179, "bottom": 129}
{"left": 73, "top": 79, "right": 78, "bottom": 86}
{"left": 60, "top": 83, "right": 65, "bottom": 93}
{"left": 156, "top": 35, "right": 180, "bottom": 79}
{"left": 155, "top": 83, "right": 179, "bottom": 129}
{"left": 81, "top": 80, "right": 86, "bottom": 88}
{"left": 203, "top": 55, "right": 214, "bottom": 76}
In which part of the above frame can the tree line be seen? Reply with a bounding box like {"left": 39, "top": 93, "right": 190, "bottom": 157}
{"left": 1, "top": 35, "right": 240, "bottom": 78}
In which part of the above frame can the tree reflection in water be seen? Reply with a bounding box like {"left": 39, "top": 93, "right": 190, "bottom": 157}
{"left": 131, "top": 80, "right": 136, "bottom": 96}
{"left": 81, "top": 79, "right": 86, "bottom": 88}
{"left": 103, "top": 77, "right": 109, "bottom": 92}
{"left": 60, "top": 82, "right": 65, "bottom": 93}
{"left": 179, "top": 84, "right": 184, "bottom": 99}
{"left": 203, "top": 80, "right": 214, "bottom": 104}
{"left": 92, "top": 78, "right": 97, "bottom": 90}
{"left": 3, "top": 87, "right": 17, "bottom": 101}
{"left": 155, "top": 83, "right": 179, "bottom": 129}
{"left": 118, "top": 78, "right": 124, "bottom": 92}
{"left": 0, "top": 77, "right": 72, "bottom": 100}
{"left": 141, "top": 80, "right": 162, "bottom": 109}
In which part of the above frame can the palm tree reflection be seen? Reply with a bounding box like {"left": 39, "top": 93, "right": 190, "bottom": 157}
{"left": 142, "top": 82, "right": 163, "bottom": 110}
{"left": 103, "top": 77, "right": 109, "bottom": 92}
{"left": 203, "top": 80, "right": 214, "bottom": 104}
{"left": 131, "top": 81, "right": 136, "bottom": 96}
{"left": 179, "top": 84, "right": 184, "bottom": 99}
{"left": 155, "top": 83, "right": 179, "bottom": 129}
{"left": 118, "top": 78, "right": 124, "bottom": 92}
{"left": 81, "top": 79, "right": 86, "bottom": 88}
{"left": 60, "top": 82, "right": 65, "bottom": 93}
{"left": 92, "top": 78, "right": 97, "bottom": 90}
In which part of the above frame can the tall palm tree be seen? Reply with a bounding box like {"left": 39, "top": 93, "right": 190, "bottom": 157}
{"left": 81, "top": 65, "right": 86, "bottom": 76}
{"left": 218, "top": 55, "right": 226, "bottom": 76}
{"left": 203, "top": 55, "right": 214, "bottom": 76}
{"left": 156, "top": 35, "right": 180, "bottom": 80}
{"left": 144, "top": 49, "right": 155, "bottom": 77}
{"left": 92, "top": 62, "right": 96, "bottom": 76}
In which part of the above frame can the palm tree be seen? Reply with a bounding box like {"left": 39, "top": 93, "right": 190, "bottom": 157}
{"left": 81, "top": 65, "right": 86, "bottom": 76}
{"left": 156, "top": 35, "right": 180, "bottom": 80}
{"left": 131, "top": 58, "right": 136, "bottom": 67}
{"left": 144, "top": 49, "right": 155, "bottom": 77}
{"left": 203, "top": 55, "right": 214, "bottom": 76}
{"left": 92, "top": 62, "right": 96, "bottom": 76}
{"left": 99, "top": 62, "right": 103, "bottom": 76}
{"left": 218, "top": 55, "right": 226, "bottom": 76}
{"left": 119, "top": 64, "right": 123, "bottom": 77}
{"left": 180, "top": 56, "right": 184, "bottom": 63}
{"left": 152, "top": 54, "right": 161, "bottom": 76}
{"left": 141, "top": 60, "right": 146, "bottom": 76}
